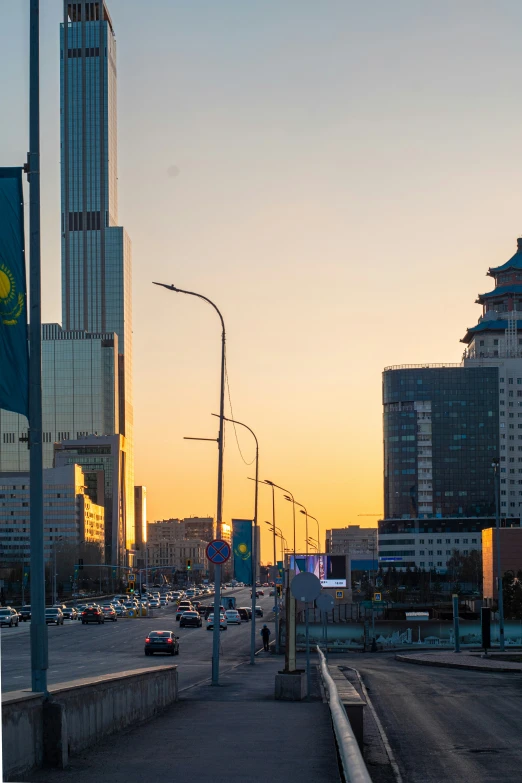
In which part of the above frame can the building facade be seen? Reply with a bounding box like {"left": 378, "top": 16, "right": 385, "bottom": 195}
{"left": 482, "top": 526, "right": 522, "bottom": 601}
{"left": 54, "top": 435, "right": 128, "bottom": 565}
{"left": 326, "top": 525, "right": 378, "bottom": 570}
{"left": 0, "top": 324, "right": 119, "bottom": 472}
{"left": 134, "top": 486, "right": 146, "bottom": 567}
{"left": 0, "top": 464, "right": 104, "bottom": 564}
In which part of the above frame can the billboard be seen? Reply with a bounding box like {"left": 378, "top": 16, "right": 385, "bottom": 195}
{"left": 289, "top": 554, "right": 346, "bottom": 587}
{"left": 232, "top": 519, "right": 252, "bottom": 584}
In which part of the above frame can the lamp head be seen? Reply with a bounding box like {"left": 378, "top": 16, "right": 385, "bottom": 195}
{"left": 152, "top": 281, "right": 180, "bottom": 292}
{"left": 283, "top": 495, "right": 292, "bottom": 502}
{"left": 264, "top": 479, "right": 274, "bottom": 486}
{"left": 299, "top": 509, "right": 306, "bottom": 515}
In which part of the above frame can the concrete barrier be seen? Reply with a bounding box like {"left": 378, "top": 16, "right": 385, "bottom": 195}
{"left": 2, "top": 665, "right": 178, "bottom": 781}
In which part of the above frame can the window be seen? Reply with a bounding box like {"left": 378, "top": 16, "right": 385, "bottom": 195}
{"left": 445, "top": 538, "right": 451, "bottom": 543}
{"left": 419, "top": 539, "right": 425, "bottom": 544}
{"left": 437, "top": 550, "right": 442, "bottom": 555}
{"left": 420, "top": 562, "right": 425, "bottom": 567}
{"left": 454, "top": 539, "right": 460, "bottom": 544}
{"left": 510, "top": 378, "right": 514, "bottom": 385}
{"left": 437, "top": 562, "right": 443, "bottom": 567}
{"left": 419, "top": 550, "right": 425, "bottom": 555}
{"left": 428, "top": 539, "right": 433, "bottom": 544}
{"left": 463, "top": 538, "right": 468, "bottom": 544}
{"left": 436, "top": 539, "right": 442, "bottom": 544}
{"left": 472, "top": 538, "right": 477, "bottom": 544}
{"left": 494, "top": 339, "right": 499, "bottom": 345}
{"left": 2, "top": 433, "right": 15, "bottom": 444}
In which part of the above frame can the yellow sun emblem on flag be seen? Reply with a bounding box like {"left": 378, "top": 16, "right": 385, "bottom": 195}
{"left": 0, "top": 262, "right": 24, "bottom": 326}
{"left": 234, "top": 541, "right": 251, "bottom": 561}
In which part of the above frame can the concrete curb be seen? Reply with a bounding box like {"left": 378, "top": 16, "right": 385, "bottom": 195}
{"left": 395, "top": 654, "right": 522, "bottom": 672}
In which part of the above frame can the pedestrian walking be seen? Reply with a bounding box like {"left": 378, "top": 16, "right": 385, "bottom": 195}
{"left": 260, "top": 624, "right": 271, "bottom": 652}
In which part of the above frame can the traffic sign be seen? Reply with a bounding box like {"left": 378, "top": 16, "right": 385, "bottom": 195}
{"left": 206, "top": 539, "right": 232, "bottom": 565}
{"left": 291, "top": 572, "right": 322, "bottom": 603}
{"left": 373, "top": 592, "right": 382, "bottom": 602}
{"left": 316, "top": 593, "right": 335, "bottom": 612}
{"left": 335, "top": 590, "right": 344, "bottom": 599}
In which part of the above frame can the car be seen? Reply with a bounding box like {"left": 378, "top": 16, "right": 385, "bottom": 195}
{"left": 176, "top": 603, "right": 194, "bottom": 620}
{"left": 257, "top": 589, "right": 265, "bottom": 596}
{"left": 75, "top": 604, "right": 88, "bottom": 618}
{"left": 255, "top": 606, "right": 264, "bottom": 618}
{"left": 62, "top": 606, "right": 78, "bottom": 620}
{"left": 54, "top": 603, "right": 68, "bottom": 611}
{"left": 225, "top": 610, "right": 241, "bottom": 625}
{"left": 269, "top": 589, "right": 276, "bottom": 596}
{"left": 251, "top": 591, "right": 261, "bottom": 598}
{"left": 149, "top": 600, "right": 160, "bottom": 609}
{"left": 237, "top": 607, "right": 250, "bottom": 622}
{"left": 207, "top": 613, "right": 227, "bottom": 630}
{"left": 240, "top": 606, "right": 253, "bottom": 618}
{"left": 101, "top": 605, "right": 118, "bottom": 622}
{"left": 144, "top": 629, "right": 180, "bottom": 655}
{"left": 45, "top": 608, "right": 64, "bottom": 625}
{"left": 81, "top": 606, "right": 105, "bottom": 624}
{"left": 19, "top": 605, "right": 31, "bottom": 622}
{"left": 0, "top": 607, "right": 20, "bottom": 627}
{"left": 179, "top": 611, "right": 203, "bottom": 628}
{"left": 114, "top": 604, "right": 128, "bottom": 617}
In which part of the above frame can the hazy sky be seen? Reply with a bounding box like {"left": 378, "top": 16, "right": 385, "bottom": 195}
{"left": 2, "top": 1, "right": 522, "bottom": 561}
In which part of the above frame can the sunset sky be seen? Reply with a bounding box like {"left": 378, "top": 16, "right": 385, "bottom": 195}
{"left": 3, "top": 1, "right": 522, "bottom": 561}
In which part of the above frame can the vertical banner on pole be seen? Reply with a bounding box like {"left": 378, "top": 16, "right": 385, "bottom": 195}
{"left": 232, "top": 519, "right": 252, "bottom": 584}
{"left": 0, "top": 168, "right": 29, "bottom": 416}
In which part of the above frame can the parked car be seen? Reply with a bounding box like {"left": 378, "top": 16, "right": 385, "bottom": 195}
{"left": 101, "top": 605, "right": 118, "bottom": 622}
{"left": 19, "top": 605, "right": 32, "bottom": 622}
{"left": 81, "top": 606, "right": 104, "bottom": 624}
{"left": 237, "top": 607, "right": 250, "bottom": 622}
{"left": 144, "top": 630, "right": 179, "bottom": 656}
{"left": 225, "top": 610, "right": 241, "bottom": 625}
{"left": 0, "top": 607, "right": 20, "bottom": 627}
{"left": 179, "top": 611, "right": 203, "bottom": 628}
{"left": 45, "top": 607, "right": 64, "bottom": 625}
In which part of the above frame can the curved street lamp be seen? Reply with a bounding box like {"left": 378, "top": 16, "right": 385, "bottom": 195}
{"left": 301, "top": 510, "right": 320, "bottom": 553}
{"left": 154, "top": 282, "right": 226, "bottom": 686}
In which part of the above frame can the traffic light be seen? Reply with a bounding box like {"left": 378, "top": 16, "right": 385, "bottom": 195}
{"left": 186, "top": 559, "right": 192, "bottom": 570}
{"left": 78, "top": 558, "right": 84, "bottom": 571}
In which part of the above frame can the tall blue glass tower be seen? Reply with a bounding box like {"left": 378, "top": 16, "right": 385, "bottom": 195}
{"left": 60, "top": 1, "right": 134, "bottom": 556}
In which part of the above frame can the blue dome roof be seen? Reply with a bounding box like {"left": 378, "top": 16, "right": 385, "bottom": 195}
{"left": 461, "top": 318, "right": 522, "bottom": 344}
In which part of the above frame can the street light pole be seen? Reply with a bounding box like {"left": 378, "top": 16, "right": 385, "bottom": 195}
{"left": 492, "top": 458, "right": 505, "bottom": 651}
{"left": 303, "top": 511, "right": 320, "bottom": 553}
{"left": 214, "top": 413, "right": 258, "bottom": 665}
{"left": 265, "top": 482, "right": 296, "bottom": 559}
{"left": 154, "top": 282, "right": 226, "bottom": 686}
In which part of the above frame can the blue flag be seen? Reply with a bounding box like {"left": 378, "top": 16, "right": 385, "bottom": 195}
{"left": 232, "top": 519, "right": 252, "bottom": 584}
{"left": 0, "top": 168, "right": 28, "bottom": 416}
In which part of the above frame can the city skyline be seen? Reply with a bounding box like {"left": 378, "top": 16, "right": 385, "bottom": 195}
{"left": 4, "top": 2, "right": 522, "bottom": 560}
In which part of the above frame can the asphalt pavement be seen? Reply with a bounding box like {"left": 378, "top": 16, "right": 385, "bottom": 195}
{"left": 1, "top": 587, "right": 276, "bottom": 692}
{"left": 344, "top": 652, "right": 522, "bottom": 782}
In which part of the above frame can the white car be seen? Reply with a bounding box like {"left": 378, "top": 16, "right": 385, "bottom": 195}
{"left": 225, "top": 610, "right": 241, "bottom": 625}
{"left": 207, "top": 613, "right": 227, "bottom": 630}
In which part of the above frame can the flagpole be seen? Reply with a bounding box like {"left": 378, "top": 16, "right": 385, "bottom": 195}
{"left": 28, "top": 0, "right": 48, "bottom": 694}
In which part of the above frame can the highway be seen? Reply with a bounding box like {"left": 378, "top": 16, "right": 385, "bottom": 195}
{"left": 349, "top": 653, "right": 522, "bottom": 782}
{"left": 1, "top": 587, "right": 276, "bottom": 693}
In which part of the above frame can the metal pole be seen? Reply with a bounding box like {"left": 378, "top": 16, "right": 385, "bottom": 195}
{"left": 305, "top": 509, "right": 308, "bottom": 556}
{"left": 305, "top": 605, "right": 311, "bottom": 699}
{"left": 272, "top": 485, "right": 280, "bottom": 654}
{"left": 212, "top": 563, "right": 221, "bottom": 685}
{"left": 214, "top": 414, "right": 258, "bottom": 665}
{"left": 452, "top": 593, "right": 460, "bottom": 653}
{"left": 153, "top": 284, "right": 227, "bottom": 680}
{"left": 493, "top": 460, "right": 505, "bottom": 651}
{"left": 28, "top": 0, "right": 48, "bottom": 694}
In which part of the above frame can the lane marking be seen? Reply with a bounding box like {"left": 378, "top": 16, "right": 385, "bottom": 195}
{"left": 344, "top": 666, "right": 403, "bottom": 783}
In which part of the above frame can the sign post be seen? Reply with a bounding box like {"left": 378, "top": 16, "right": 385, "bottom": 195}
{"left": 291, "top": 572, "right": 322, "bottom": 699}
{"left": 206, "top": 540, "right": 231, "bottom": 685}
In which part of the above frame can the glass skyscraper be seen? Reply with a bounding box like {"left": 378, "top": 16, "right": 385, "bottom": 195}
{"left": 0, "top": 1, "right": 134, "bottom": 565}
{"left": 60, "top": 1, "right": 134, "bottom": 558}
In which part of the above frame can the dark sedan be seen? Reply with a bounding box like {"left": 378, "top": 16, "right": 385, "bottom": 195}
{"left": 144, "top": 630, "right": 179, "bottom": 656}
{"left": 81, "top": 606, "right": 105, "bottom": 624}
{"left": 20, "top": 605, "right": 32, "bottom": 622}
{"left": 179, "top": 611, "right": 202, "bottom": 628}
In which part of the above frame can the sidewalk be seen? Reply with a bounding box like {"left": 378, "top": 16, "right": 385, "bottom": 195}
{"left": 26, "top": 656, "right": 341, "bottom": 783}
{"left": 396, "top": 651, "right": 522, "bottom": 672}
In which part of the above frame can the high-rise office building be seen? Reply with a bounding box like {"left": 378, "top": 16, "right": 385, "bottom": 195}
{"left": 54, "top": 434, "right": 129, "bottom": 565}
{"left": 60, "top": 1, "right": 134, "bottom": 555}
{"left": 0, "top": 2, "right": 134, "bottom": 566}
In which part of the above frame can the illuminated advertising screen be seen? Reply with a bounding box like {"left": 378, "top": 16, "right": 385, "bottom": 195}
{"left": 289, "top": 554, "right": 346, "bottom": 588}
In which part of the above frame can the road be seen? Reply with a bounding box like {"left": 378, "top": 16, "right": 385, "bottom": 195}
{"left": 1, "top": 587, "right": 276, "bottom": 693}
{"left": 348, "top": 653, "right": 522, "bottom": 782}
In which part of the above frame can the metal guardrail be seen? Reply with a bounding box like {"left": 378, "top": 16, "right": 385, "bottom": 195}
{"left": 316, "top": 647, "right": 372, "bottom": 783}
